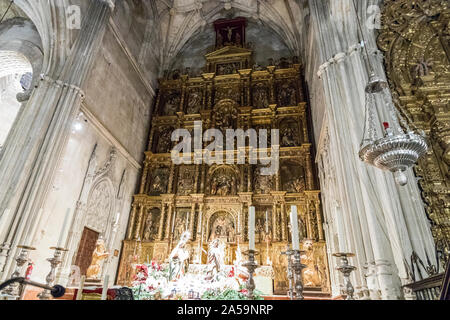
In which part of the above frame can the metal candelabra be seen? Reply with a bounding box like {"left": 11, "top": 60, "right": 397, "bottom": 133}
{"left": 37, "top": 247, "right": 67, "bottom": 300}
{"left": 1, "top": 245, "right": 35, "bottom": 298}
{"left": 292, "top": 250, "right": 306, "bottom": 300}
{"left": 282, "top": 248, "right": 306, "bottom": 300}
{"left": 333, "top": 252, "right": 357, "bottom": 300}
{"left": 281, "top": 248, "right": 295, "bottom": 299}
{"left": 243, "top": 249, "right": 259, "bottom": 300}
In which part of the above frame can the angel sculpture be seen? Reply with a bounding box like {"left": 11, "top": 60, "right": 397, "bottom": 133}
{"left": 168, "top": 231, "right": 191, "bottom": 281}
{"left": 86, "top": 238, "right": 109, "bottom": 279}
{"left": 205, "top": 238, "right": 226, "bottom": 281}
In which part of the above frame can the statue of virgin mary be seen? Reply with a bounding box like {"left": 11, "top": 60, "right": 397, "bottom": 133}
{"left": 168, "top": 231, "right": 191, "bottom": 281}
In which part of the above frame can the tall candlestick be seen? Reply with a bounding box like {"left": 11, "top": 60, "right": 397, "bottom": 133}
{"left": 57, "top": 208, "right": 71, "bottom": 248}
{"left": 290, "top": 205, "right": 300, "bottom": 251}
{"left": 101, "top": 275, "right": 109, "bottom": 300}
{"left": 248, "top": 206, "right": 255, "bottom": 251}
{"left": 185, "top": 211, "right": 189, "bottom": 230}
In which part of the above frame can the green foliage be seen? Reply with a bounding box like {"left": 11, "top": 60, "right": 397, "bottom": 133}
{"left": 201, "top": 288, "right": 264, "bottom": 300}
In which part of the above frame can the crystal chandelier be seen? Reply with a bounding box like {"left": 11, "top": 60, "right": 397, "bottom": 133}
{"left": 353, "top": 0, "right": 428, "bottom": 186}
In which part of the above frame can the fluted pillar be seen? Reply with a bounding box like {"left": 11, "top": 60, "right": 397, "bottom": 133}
{"left": 134, "top": 204, "right": 145, "bottom": 240}
{"left": 0, "top": 0, "right": 114, "bottom": 279}
{"left": 280, "top": 203, "right": 287, "bottom": 241}
{"left": 189, "top": 203, "right": 196, "bottom": 238}
{"left": 164, "top": 205, "right": 174, "bottom": 241}
{"left": 158, "top": 204, "right": 166, "bottom": 240}
{"left": 272, "top": 203, "right": 278, "bottom": 242}
{"left": 127, "top": 203, "right": 138, "bottom": 240}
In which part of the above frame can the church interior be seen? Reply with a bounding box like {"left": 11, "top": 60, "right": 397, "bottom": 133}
{"left": 0, "top": 0, "right": 448, "bottom": 301}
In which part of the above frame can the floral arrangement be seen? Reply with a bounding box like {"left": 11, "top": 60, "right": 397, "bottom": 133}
{"left": 130, "top": 261, "right": 260, "bottom": 300}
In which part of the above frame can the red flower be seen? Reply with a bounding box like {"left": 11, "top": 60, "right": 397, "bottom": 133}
{"left": 228, "top": 267, "right": 235, "bottom": 278}
{"left": 239, "top": 288, "right": 248, "bottom": 295}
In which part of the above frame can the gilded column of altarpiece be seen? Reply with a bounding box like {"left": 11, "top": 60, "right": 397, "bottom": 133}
{"left": 117, "top": 45, "right": 330, "bottom": 294}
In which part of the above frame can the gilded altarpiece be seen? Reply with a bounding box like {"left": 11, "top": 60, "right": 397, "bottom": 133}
{"left": 117, "top": 21, "right": 330, "bottom": 294}
{"left": 378, "top": 0, "right": 450, "bottom": 267}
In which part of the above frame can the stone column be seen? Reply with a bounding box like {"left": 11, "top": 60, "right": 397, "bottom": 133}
{"left": 0, "top": 0, "right": 114, "bottom": 279}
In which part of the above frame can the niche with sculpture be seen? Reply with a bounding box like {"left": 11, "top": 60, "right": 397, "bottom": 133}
{"left": 277, "top": 81, "right": 298, "bottom": 107}
{"left": 207, "top": 165, "right": 239, "bottom": 196}
{"left": 160, "top": 91, "right": 181, "bottom": 116}
{"left": 279, "top": 118, "right": 301, "bottom": 147}
{"left": 148, "top": 166, "right": 170, "bottom": 195}
{"left": 177, "top": 165, "right": 196, "bottom": 195}
{"left": 185, "top": 88, "right": 203, "bottom": 114}
{"left": 252, "top": 82, "right": 270, "bottom": 109}
{"left": 253, "top": 166, "right": 274, "bottom": 194}
{"left": 281, "top": 160, "right": 306, "bottom": 193}
{"left": 154, "top": 127, "right": 174, "bottom": 153}
{"left": 208, "top": 211, "right": 236, "bottom": 243}
{"left": 143, "top": 208, "right": 161, "bottom": 241}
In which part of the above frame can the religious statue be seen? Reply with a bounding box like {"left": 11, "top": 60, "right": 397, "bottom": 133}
{"left": 210, "top": 174, "right": 234, "bottom": 196}
{"left": 205, "top": 238, "right": 226, "bottom": 280}
{"left": 301, "top": 240, "right": 321, "bottom": 287}
{"left": 163, "top": 94, "right": 180, "bottom": 116}
{"left": 168, "top": 231, "right": 191, "bottom": 281}
{"left": 173, "top": 215, "right": 186, "bottom": 241}
{"left": 254, "top": 168, "right": 273, "bottom": 194}
{"left": 281, "top": 126, "right": 298, "bottom": 147}
{"left": 156, "top": 131, "right": 172, "bottom": 153}
{"left": 86, "top": 238, "right": 109, "bottom": 279}
{"left": 208, "top": 215, "right": 235, "bottom": 242}
{"left": 278, "top": 83, "right": 297, "bottom": 106}
{"left": 143, "top": 213, "right": 154, "bottom": 240}
{"left": 287, "top": 177, "right": 305, "bottom": 193}
{"left": 186, "top": 91, "right": 201, "bottom": 114}
{"left": 253, "top": 84, "right": 269, "bottom": 109}
{"left": 150, "top": 168, "right": 169, "bottom": 194}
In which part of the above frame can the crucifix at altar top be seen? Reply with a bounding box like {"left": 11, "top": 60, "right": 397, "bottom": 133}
{"left": 214, "top": 17, "right": 247, "bottom": 48}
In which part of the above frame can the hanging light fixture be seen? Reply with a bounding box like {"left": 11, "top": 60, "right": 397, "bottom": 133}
{"left": 352, "top": 0, "right": 428, "bottom": 186}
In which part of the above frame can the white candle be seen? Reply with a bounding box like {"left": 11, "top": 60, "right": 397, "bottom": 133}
{"left": 115, "top": 212, "right": 120, "bottom": 224}
{"left": 248, "top": 206, "right": 255, "bottom": 251}
{"left": 76, "top": 275, "right": 86, "bottom": 300}
{"left": 57, "top": 208, "right": 71, "bottom": 248}
{"left": 290, "top": 205, "right": 300, "bottom": 251}
{"left": 101, "top": 275, "right": 109, "bottom": 300}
